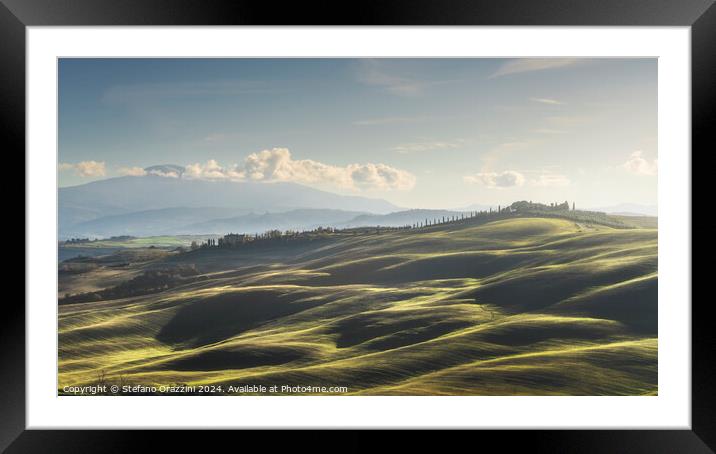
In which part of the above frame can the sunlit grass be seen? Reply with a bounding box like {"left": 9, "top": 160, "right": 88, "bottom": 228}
{"left": 58, "top": 217, "right": 657, "bottom": 395}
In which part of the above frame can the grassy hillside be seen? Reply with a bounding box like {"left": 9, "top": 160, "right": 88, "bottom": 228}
{"left": 58, "top": 216, "right": 657, "bottom": 395}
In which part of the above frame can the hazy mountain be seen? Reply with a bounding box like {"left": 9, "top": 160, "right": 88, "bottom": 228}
{"left": 455, "top": 203, "right": 496, "bottom": 212}
{"left": 59, "top": 169, "right": 401, "bottom": 237}
{"left": 67, "top": 207, "right": 254, "bottom": 238}
{"left": 180, "top": 209, "right": 368, "bottom": 235}
{"left": 587, "top": 203, "right": 658, "bottom": 217}
{"left": 338, "top": 209, "right": 465, "bottom": 228}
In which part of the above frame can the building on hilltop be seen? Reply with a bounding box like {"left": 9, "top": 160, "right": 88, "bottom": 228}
{"left": 510, "top": 200, "right": 571, "bottom": 212}
{"left": 218, "top": 233, "right": 246, "bottom": 248}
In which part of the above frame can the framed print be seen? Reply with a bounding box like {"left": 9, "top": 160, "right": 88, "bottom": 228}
{"left": 7, "top": 0, "right": 714, "bottom": 451}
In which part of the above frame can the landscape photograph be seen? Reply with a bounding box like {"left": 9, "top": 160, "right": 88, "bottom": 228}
{"left": 58, "top": 57, "right": 657, "bottom": 396}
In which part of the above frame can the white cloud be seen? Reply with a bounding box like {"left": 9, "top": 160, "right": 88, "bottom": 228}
{"left": 357, "top": 60, "right": 427, "bottom": 96}
{"left": 622, "top": 150, "right": 657, "bottom": 176}
{"left": 491, "top": 59, "right": 581, "bottom": 78}
{"left": 118, "top": 166, "right": 147, "bottom": 176}
{"left": 347, "top": 162, "right": 416, "bottom": 190}
{"left": 464, "top": 168, "right": 570, "bottom": 188}
{"left": 75, "top": 161, "right": 106, "bottom": 177}
{"left": 185, "top": 159, "right": 239, "bottom": 180}
{"left": 530, "top": 97, "right": 563, "bottom": 105}
{"left": 356, "top": 60, "right": 453, "bottom": 96}
{"left": 59, "top": 160, "right": 106, "bottom": 177}
{"left": 463, "top": 170, "right": 525, "bottom": 188}
{"left": 182, "top": 148, "right": 415, "bottom": 191}
{"left": 147, "top": 168, "right": 180, "bottom": 178}
{"left": 393, "top": 139, "right": 465, "bottom": 154}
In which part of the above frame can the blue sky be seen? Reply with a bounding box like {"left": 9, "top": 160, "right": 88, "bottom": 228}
{"left": 58, "top": 58, "right": 657, "bottom": 208}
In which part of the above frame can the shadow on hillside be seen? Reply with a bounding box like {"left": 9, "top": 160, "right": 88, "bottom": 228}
{"left": 330, "top": 311, "right": 473, "bottom": 350}
{"left": 476, "top": 320, "right": 620, "bottom": 346}
{"left": 160, "top": 345, "right": 306, "bottom": 371}
{"left": 302, "top": 252, "right": 543, "bottom": 286}
{"left": 548, "top": 275, "right": 658, "bottom": 334}
{"left": 466, "top": 256, "right": 656, "bottom": 313}
{"left": 156, "top": 289, "right": 325, "bottom": 347}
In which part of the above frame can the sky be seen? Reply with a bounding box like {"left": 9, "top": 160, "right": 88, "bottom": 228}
{"left": 58, "top": 58, "right": 657, "bottom": 209}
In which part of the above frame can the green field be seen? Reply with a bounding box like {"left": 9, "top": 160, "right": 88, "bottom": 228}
{"left": 58, "top": 216, "right": 657, "bottom": 395}
{"left": 61, "top": 235, "right": 217, "bottom": 249}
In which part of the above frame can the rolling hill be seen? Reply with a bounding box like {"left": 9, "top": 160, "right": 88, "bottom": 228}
{"left": 58, "top": 214, "right": 657, "bottom": 395}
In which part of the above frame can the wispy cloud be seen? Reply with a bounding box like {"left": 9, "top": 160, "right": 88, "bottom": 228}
{"left": 490, "top": 59, "right": 581, "bottom": 78}
{"left": 393, "top": 139, "right": 465, "bottom": 154}
{"left": 530, "top": 97, "right": 564, "bottom": 105}
{"left": 59, "top": 161, "right": 106, "bottom": 177}
{"left": 464, "top": 168, "right": 570, "bottom": 189}
{"left": 480, "top": 141, "right": 531, "bottom": 171}
{"left": 356, "top": 60, "right": 453, "bottom": 96}
{"left": 464, "top": 170, "right": 525, "bottom": 188}
{"left": 182, "top": 148, "right": 416, "bottom": 191}
{"left": 622, "top": 150, "right": 657, "bottom": 176}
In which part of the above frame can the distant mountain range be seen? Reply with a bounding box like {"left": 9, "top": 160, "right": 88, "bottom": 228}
{"left": 69, "top": 207, "right": 254, "bottom": 237}
{"left": 59, "top": 166, "right": 402, "bottom": 238}
{"left": 455, "top": 203, "right": 497, "bottom": 212}
{"left": 586, "top": 203, "right": 658, "bottom": 217}
{"left": 58, "top": 169, "right": 478, "bottom": 238}
{"left": 61, "top": 205, "right": 473, "bottom": 238}
{"left": 178, "top": 209, "right": 368, "bottom": 235}
{"left": 58, "top": 164, "right": 655, "bottom": 238}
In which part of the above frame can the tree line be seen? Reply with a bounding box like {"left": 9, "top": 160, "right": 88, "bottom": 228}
{"left": 188, "top": 200, "right": 629, "bottom": 252}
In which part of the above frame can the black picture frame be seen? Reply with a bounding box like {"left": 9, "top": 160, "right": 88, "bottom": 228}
{"left": 6, "top": 0, "right": 713, "bottom": 451}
